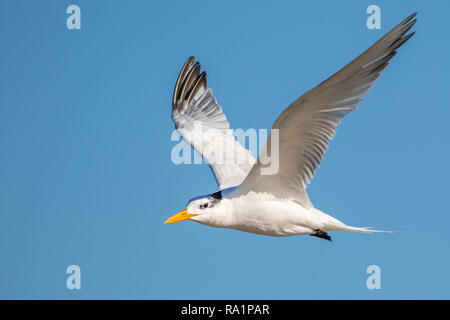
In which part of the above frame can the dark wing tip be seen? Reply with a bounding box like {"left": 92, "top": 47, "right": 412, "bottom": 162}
{"left": 390, "top": 19, "right": 416, "bottom": 51}
{"left": 173, "top": 57, "right": 195, "bottom": 110}
{"left": 401, "top": 30, "right": 416, "bottom": 43}
{"left": 402, "top": 12, "right": 418, "bottom": 26}
{"left": 172, "top": 57, "right": 208, "bottom": 112}
{"left": 186, "top": 71, "right": 207, "bottom": 107}
{"left": 403, "top": 18, "right": 417, "bottom": 33}
{"left": 397, "top": 13, "right": 417, "bottom": 35}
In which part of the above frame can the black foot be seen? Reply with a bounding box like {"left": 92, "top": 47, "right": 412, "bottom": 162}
{"left": 310, "top": 229, "right": 332, "bottom": 242}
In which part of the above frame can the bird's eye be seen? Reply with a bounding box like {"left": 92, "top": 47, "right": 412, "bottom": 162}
{"left": 200, "top": 203, "right": 208, "bottom": 209}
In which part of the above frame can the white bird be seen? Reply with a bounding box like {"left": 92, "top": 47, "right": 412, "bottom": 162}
{"left": 164, "top": 14, "right": 416, "bottom": 241}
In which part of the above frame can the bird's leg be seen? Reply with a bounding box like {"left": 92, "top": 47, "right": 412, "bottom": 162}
{"left": 310, "top": 229, "right": 332, "bottom": 242}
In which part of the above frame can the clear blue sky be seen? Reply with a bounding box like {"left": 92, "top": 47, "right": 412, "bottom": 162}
{"left": 1, "top": 0, "right": 449, "bottom": 299}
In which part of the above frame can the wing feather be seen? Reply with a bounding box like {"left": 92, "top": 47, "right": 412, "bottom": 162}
{"left": 171, "top": 57, "right": 256, "bottom": 190}
{"left": 234, "top": 13, "right": 417, "bottom": 207}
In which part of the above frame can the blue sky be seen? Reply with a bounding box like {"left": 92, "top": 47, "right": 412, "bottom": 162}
{"left": 1, "top": 0, "right": 449, "bottom": 299}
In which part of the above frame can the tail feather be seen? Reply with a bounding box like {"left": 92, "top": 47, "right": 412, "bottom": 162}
{"left": 311, "top": 208, "right": 395, "bottom": 234}
{"left": 325, "top": 222, "right": 394, "bottom": 234}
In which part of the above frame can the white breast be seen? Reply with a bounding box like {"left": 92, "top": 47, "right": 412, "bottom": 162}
{"left": 225, "top": 192, "right": 331, "bottom": 236}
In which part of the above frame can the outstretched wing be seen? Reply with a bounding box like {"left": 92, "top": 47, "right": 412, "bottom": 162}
{"left": 234, "top": 13, "right": 417, "bottom": 207}
{"left": 172, "top": 57, "right": 255, "bottom": 190}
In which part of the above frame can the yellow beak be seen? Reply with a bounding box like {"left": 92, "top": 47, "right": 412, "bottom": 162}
{"left": 164, "top": 208, "right": 198, "bottom": 224}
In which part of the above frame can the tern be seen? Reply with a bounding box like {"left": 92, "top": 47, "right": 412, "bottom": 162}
{"left": 164, "top": 13, "right": 416, "bottom": 241}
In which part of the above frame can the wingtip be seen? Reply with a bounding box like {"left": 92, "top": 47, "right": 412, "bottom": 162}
{"left": 398, "top": 12, "right": 418, "bottom": 29}
{"left": 406, "top": 12, "right": 418, "bottom": 21}
{"left": 399, "top": 30, "right": 416, "bottom": 45}
{"left": 407, "top": 18, "right": 418, "bottom": 29}
{"left": 406, "top": 31, "right": 416, "bottom": 38}
{"left": 173, "top": 56, "right": 209, "bottom": 112}
{"left": 173, "top": 56, "right": 196, "bottom": 110}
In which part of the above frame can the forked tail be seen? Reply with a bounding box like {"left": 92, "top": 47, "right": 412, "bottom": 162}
{"left": 326, "top": 222, "right": 394, "bottom": 234}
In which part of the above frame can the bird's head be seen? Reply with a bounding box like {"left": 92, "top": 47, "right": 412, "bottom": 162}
{"left": 164, "top": 191, "right": 228, "bottom": 226}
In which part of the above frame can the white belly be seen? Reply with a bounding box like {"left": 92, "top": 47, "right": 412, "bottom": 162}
{"left": 226, "top": 194, "right": 333, "bottom": 236}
